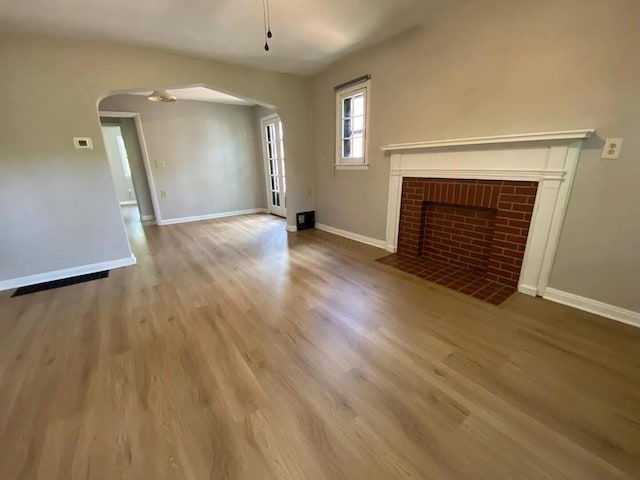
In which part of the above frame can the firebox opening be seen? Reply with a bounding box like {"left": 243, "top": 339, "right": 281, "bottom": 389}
{"left": 383, "top": 177, "right": 538, "bottom": 305}
{"left": 422, "top": 202, "right": 497, "bottom": 274}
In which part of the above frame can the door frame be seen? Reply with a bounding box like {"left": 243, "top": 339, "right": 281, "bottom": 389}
{"left": 259, "top": 113, "right": 286, "bottom": 217}
{"left": 99, "top": 111, "right": 162, "bottom": 224}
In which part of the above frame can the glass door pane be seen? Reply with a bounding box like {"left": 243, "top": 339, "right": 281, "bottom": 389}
{"left": 265, "top": 123, "right": 280, "bottom": 207}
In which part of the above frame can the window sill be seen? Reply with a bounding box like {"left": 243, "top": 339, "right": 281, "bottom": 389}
{"left": 334, "top": 163, "right": 370, "bottom": 171}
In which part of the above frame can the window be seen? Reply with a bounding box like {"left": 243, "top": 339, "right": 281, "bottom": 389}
{"left": 335, "top": 80, "right": 370, "bottom": 170}
{"left": 116, "top": 135, "right": 131, "bottom": 178}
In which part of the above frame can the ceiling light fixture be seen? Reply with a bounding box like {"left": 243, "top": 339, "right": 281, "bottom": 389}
{"left": 147, "top": 90, "right": 177, "bottom": 103}
{"left": 263, "top": 0, "right": 273, "bottom": 51}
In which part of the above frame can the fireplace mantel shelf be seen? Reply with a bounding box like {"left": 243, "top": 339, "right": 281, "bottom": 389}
{"left": 380, "top": 129, "right": 595, "bottom": 153}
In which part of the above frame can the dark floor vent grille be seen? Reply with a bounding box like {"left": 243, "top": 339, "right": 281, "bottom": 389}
{"left": 12, "top": 271, "right": 109, "bottom": 297}
{"left": 296, "top": 211, "right": 315, "bottom": 231}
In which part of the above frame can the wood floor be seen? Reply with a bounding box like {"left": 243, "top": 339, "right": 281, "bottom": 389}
{"left": 1, "top": 212, "right": 639, "bottom": 480}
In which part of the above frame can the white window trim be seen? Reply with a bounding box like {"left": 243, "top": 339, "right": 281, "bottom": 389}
{"left": 335, "top": 80, "right": 371, "bottom": 171}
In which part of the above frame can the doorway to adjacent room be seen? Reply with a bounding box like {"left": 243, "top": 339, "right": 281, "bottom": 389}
{"left": 99, "top": 113, "right": 158, "bottom": 228}
{"left": 260, "top": 114, "right": 286, "bottom": 218}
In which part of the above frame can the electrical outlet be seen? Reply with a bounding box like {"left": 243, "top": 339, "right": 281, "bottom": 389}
{"left": 160, "top": 190, "right": 167, "bottom": 198}
{"left": 156, "top": 160, "right": 166, "bottom": 168}
{"left": 601, "top": 138, "right": 623, "bottom": 159}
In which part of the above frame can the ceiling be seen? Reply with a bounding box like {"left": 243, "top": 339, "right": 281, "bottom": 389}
{"left": 130, "top": 87, "right": 256, "bottom": 106}
{"left": 0, "top": 0, "right": 447, "bottom": 75}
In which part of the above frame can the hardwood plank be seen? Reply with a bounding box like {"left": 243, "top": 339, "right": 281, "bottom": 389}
{"left": 0, "top": 212, "right": 638, "bottom": 479}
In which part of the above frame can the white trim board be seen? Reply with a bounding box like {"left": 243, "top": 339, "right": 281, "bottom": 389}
{"left": 381, "top": 129, "right": 595, "bottom": 152}
{"left": 389, "top": 168, "right": 566, "bottom": 181}
{"left": 158, "top": 208, "right": 267, "bottom": 226}
{"left": 315, "top": 223, "right": 386, "bottom": 249}
{"left": 286, "top": 224, "right": 297, "bottom": 232}
{"left": 0, "top": 255, "right": 136, "bottom": 292}
{"left": 544, "top": 288, "right": 640, "bottom": 329}
{"left": 119, "top": 200, "right": 138, "bottom": 206}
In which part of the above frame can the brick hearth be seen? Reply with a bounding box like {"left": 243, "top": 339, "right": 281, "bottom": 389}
{"left": 380, "top": 178, "right": 538, "bottom": 304}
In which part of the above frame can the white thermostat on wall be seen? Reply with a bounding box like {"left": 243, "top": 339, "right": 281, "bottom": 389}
{"left": 73, "top": 137, "right": 93, "bottom": 150}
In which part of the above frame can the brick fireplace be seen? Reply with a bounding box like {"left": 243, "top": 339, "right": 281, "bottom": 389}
{"left": 380, "top": 129, "right": 594, "bottom": 303}
{"left": 398, "top": 178, "right": 537, "bottom": 289}
{"left": 380, "top": 178, "right": 538, "bottom": 303}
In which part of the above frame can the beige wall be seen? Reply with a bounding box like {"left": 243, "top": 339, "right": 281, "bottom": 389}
{"left": 101, "top": 95, "right": 265, "bottom": 220}
{"left": 0, "top": 31, "right": 312, "bottom": 285}
{"left": 312, "top": 0, "right": 640, "bottom": 311}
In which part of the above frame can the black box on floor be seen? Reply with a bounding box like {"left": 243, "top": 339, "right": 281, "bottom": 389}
{"left": 296, "top": 211, "right": 315, "bottom": 230}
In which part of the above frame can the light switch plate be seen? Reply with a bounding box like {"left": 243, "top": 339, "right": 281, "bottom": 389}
{"left": 601, "top": 138, "right": 623, "bottom": 159}
{"left": 155, "top": 160, "right": 166, "bottom": 168}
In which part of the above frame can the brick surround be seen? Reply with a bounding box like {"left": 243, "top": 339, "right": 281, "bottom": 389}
{"left": 385, "top": 178, "right": 538, "bottom": 303}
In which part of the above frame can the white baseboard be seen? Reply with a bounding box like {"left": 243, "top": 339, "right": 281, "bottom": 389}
{"left": 0, "top": 255, "right": 137, "bottom": 292}
{"left": 517, "top": 284, "right": 538, "bottom": 297}
{"left": 543, "top": 287, "right": 640, "bottom": 329}
{"left": 315, "top": 223, "right": 386, "bottom": 249}
{"left": 120, "top": 200, "right": 137, "bottom": 206}
{"left": 141, "top": 214, "right": 155, "bottom": 221}
{"left": 158, "top": 208, "right": 267, "bottom": 226}
{"left": 286, "top": 224, "right": 297, "bottom": 232}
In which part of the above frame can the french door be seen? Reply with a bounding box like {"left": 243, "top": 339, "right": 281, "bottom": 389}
{"left": 260, "top": 114, "right": 286, "bottom": 218}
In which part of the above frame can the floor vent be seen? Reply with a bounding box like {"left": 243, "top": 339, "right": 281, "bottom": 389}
{"left": 12, "top": 271, "right": 109, "bottom": 297}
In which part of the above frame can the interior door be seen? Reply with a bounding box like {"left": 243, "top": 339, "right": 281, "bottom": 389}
{"left": 260, "top": 115, "right": 286, "bottom": 218}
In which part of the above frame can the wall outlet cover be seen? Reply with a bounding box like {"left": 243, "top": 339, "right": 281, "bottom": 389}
{"left": 601, "top": 138, "right": 623, "bottom": 159}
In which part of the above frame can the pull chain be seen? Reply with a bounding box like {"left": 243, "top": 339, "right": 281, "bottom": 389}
{"left": 263, "top": 0, "right": 273, "bottom": 51}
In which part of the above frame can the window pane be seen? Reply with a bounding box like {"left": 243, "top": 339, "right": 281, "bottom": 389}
{"left": 266, "top": 125, "right": 272, "bottom": 142}
{"left": 275, "top": 192, "right": 280, "bottom": 206}
{"left": 343, "top": 97, "right": 352, "bottom": 118}
{"left": 353, "top": 136, "right": 363, "bottom": 158}
{"left": 353, "top": 93, "right": 364, "bottom": 116}
{"left": 353, "top": 116, "right": 364, "bottom": 135}
{"left": 343, "top": 118, "right": 352, "bottom": 139}
{"left": 270, "top": 176, "right": 276, "bottom": 190}
{"left": 343, "top": 139, "right": 352, "bottom": 158}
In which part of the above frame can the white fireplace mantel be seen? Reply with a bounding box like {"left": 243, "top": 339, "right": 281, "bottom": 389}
{"left": 381, "top": 129, "right": 594, "bottom": 152}
{"left": 381, "top": 129, "right": 595, "bottom": 298}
